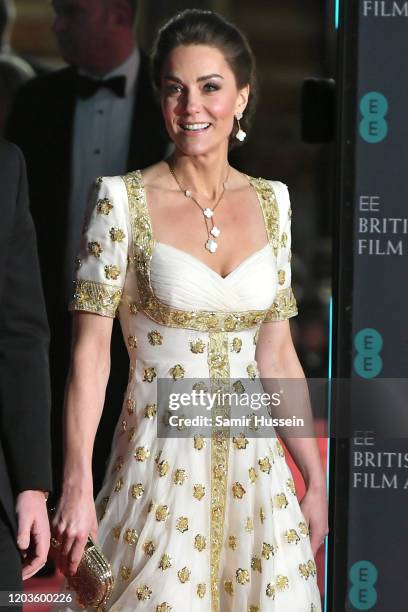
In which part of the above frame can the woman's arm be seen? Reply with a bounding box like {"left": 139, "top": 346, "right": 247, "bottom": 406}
{"left": 256, "top": 318, "right": 328, "bottom": 554}
{"left": 52, "top": 312, "right": 113, "bottom": 577}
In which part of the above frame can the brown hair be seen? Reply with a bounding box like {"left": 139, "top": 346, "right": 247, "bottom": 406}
{"left": 151, "top": 8, "right": 257, "bottom": 148}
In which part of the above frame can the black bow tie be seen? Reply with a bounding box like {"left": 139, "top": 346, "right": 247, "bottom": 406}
{"left": 76, "top": 74, "right": 126, "bottom": 99}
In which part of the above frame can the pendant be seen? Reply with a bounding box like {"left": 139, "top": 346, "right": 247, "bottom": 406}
{"left": 206, "top": 239, "right": 218, "bottom": 253}
{"left": 203, "top": 208, "right": 213, "bottom": 218}
{"left": 236, "top": 128, "right": 247, "bottom": 142}
{"left": 184, "top": 190, "right": 192, "bottom": 198}
{"left": 210, "top": 226, "right": 221, "bottom": 238}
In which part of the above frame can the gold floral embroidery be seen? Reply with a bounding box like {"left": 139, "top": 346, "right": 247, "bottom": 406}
{"left": 276, "top": 575, "right": 289, "bottom": 591}
{"left": 143, "top": 367, "right": 156, "bottom": 382}
{"left": 266, "top": 583, "right": 276, "bottom": 599}
{"left": 251, "top": 556, "right": 262, "bottom": 573}
{"left": 114, "top": 477, "right": 123, "bottom": 492}
{"left": 193, "top": 435, "right": 206, "bottom": 450}
{"left": 262, "top": 542, "right": 277, "bottom": 560}
{"left": 231, "top": 337, "right": 242, "bottom": 353}
{"left": 236, "top": 568, "right": 250, "bottom": 585}
{"left": 173, "top": 469, "right": 187, "bottom": 485}
{"left": 192, "top": 381, "right": 208, "bottom": 393}
{"left": 123, "top": 528, "right": 138, "bottom": 546}
{"left": 190, "top": 338, "right": 206, "bottom": 353}
{"left": 145, "top": 403, "right": 157, "bottom": 419}
{"left": 249, "top": 467, "right": 258, "bottom": 483}
{"left": 193, "top": 484, "right": 206, "bottom": 500}
{"left": 274, "top": 492, "right": 289, "bottom": 509}
{"left": 281, "top": 231, "right": 288, "bottom": 247}
{"left": 131, "top": 483, "right": 144, "bottom": 499}
{"left": 249, "top": 606, "right": 260, "bottom": 612}
{"left": 246, "top": 364, "right": 257, "bottom": 380}
{"left": 299, "top": 521, "right": 310, "bottom": 536}
{"left": 260, "top": 507, "right": 266, "bottom": 524}
{"left": 126, "top": 398, "right": 135, "bottom": 414}
{"left": 112, "top": 456, "right": 123, "bottom": 473}
{"left": 278, "top": 269, "right": 286, "bottom": 285}
{"left": 286, "top": 476, "right": 296, "bottom": 495}
{"left": 232, "top": 380, "right": 245, "bottom": 394}
{"left": 143, "top": 540, "right": 156, "bottom": 557}
{"left": 134, "top": 446, "right": 150, "bottom": 462}
{"left": 128, "top": 335, "right": 137, "bottom": 349}
{"left": 194, "top": 534, "right": 207, "bottom": 552}
{"left": 157, "top": 460, "right": 170, "bottom": 476}
{"left": 88, "top": 241, "right": 103, "bottom": 258}
{"left": 232, "top": 482, "right": 246, "bottom": 499}
{"left": 155, "top": 505, "right": 170, "bottom": 522}
{"left": 276, "top": 439, "right": 285, "bottom": 457}
{"left": 97, "top": 198, "right": 113, "bottom": 215}
{"left": 196, "top": 583, "right": 206, "bottom": 598}
{"left": 258, "top": 456, "right": 272, "bottom": 474}
{"left": 285, "top": 529, "right": 300, "bottom": 544}
{"left": 169, "top": 364, "right": 185, "bottom": 380}
{"left": 176, "top": 516, "right": 189, "bottom": 533}
{"left": 245, "top": 517, "right": 254, "bottom": 532}
{"left": 70, "top": 280, "right": 122, "bottom": 317}
{"left": 233, "top": 434, "right": 249, "bottom": 449}
{"left": 263, "top": 287, "right": 298, "bottom": 322}
{"left": 156, "top": 603, "right": 172, "bottom": 612}
{"left": 148, "top": 330, "right": 163, "bottom": 345}
{"left": 224, "top": 580, "right": 234, "bottom": 595}
{"left": 136, "top": 585, "right": 152, "bottom": 601}
{"left": 120, "top": 565, "right": 131, "bottom": 581}
{"left": 104, "top": 264, "right": 120, "bottom": 280}
{"left": 99, "top": 496, "right": 109, "bottom": 519}
{"left": 158, "top": 553, "right": 172, "bottom": 571}
{"left": 228, "top": 535, "right": 237, "bottom": 550}
{"left": 177, "top": 567, "right": 191, "bottom": 583}
{"left": 110, "top": 227, "right": 125, "bottom": 242}
{"left": 112, "top": 525, "right": 121, "bottom": 539}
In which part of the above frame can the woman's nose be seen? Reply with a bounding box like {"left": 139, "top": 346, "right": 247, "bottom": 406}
{"left": 182, "top": 90, "right": 201, "bottom": 115}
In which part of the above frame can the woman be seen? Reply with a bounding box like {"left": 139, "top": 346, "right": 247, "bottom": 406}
{"left": 52, "top": 9, "right": 328, "bottom": 611}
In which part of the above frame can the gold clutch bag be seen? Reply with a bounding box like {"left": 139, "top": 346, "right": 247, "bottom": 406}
{"left": 67, "top": 536, "right": 114, "bottom": 609}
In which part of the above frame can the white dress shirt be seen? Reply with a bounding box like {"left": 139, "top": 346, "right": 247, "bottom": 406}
{"left": 65, "top": 47, "right": 140, "bottom": 297}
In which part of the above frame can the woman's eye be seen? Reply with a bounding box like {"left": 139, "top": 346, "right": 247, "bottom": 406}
{"left": 165, "top": 84, "right": 183, "bottom": 95}
{"left": 203, "top": 82, "right": 220, "bottom": 92}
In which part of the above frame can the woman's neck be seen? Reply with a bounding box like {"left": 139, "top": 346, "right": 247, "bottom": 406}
{"left": 169, "top": 150, "right": 231, "bottom": 200}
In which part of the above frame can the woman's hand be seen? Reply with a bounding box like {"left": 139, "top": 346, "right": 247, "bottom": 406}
{"left": 51, "top": 483, "right": 97, "bottom": 577}
{"left": 299, "top": 482, "right": 329, "bottom": 557}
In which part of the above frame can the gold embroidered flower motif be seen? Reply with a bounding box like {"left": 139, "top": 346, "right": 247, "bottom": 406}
{"left": 120, "top": 565, "right": 131, "bottom": 581}
{"left": 194, "top": 534, "right": 206, "bottom": 552}
{"left": 127, "top": 426, "right": 135, "bottom": 442}
{"left": 131, "top": 483, "right": 144, "bottom": 499}
{"left": 156, "top": 603, "right": 172, "bottom": 612}
{"left": 147, "top": 500, "right": 156, "bottom": 514}
{"left": 157, "top": 460, "right": 170, "bottom": 477}
{"left": 231, "top": 337, "right": 243, "bottom": 353}
{"left": 176, "top": 516, "right": 189, "bottom": 533}
{"left": 258, "top": 456, "right": 272, "bottom": 474}
{"left": 286, "top": 477, "right": 296, "bottom": 495}
{"left": 128, "top": 335, "right": 137, "bottom": 349}
{"left": 260, "top": 507, "right": 266, "bottom": 523}
{"left": 100, "top": 496, "right": 109, "bottom": 519}
{"left": 136, "top": 584, "right": 152, "bottom": 601}
{"left": 224, "top": 580, "right": 234, "bottom": 596}
{"left": 114, "top": 477, "right": 123, "bottom": 492}
{"left": 274, "top": 492, "right": 289, "bottom": 509}
{"left": 123, "top": 528, "right": 138, "bottom": 546}
{"left": 233, "top": 433, "right": 249, "bottom": 450}
{"left": 155, "top": 505, "right": 170, "bottom": 522}
{"left": 262, "top": 542, "right": 277, "bottom": 560}
{"left": 276, "top": 575, "right": 289, "bottom": 591}
{"left": 213, "top": 463, "right": 226, "bottom": 480}
{"left": 148, "top": 330, "right": 163, "bottom": 345}
{"left": 232, "top": 380, "right": 245, "bottom": 394}
{"left": 246, "top": 363, "right": 257, "bottom": 380}
{"left": 97, "top": 198, "right": 113, "bottom": 215}
{"left": 121, "top": 419, "right": 127, "bottom": 432}
{"left": 143, "top": 367, "right": 156, "bottom": 382}
{"left": 126, "top": 398, "right": 135, "bottom": 414}
{"left": 88, "top": 241, "right": 103, "bottom": 258}
{"left": 190, "top": 338, "right": 206, "bottom": 353}
{"left": 251, "top": 556, "right": 262, "bottom": 573}
{"left": 232, "top": 482, "right": 246, "bottom": 499}
{"left": 143, "top": 540, "right": 156, "bottom": 557}
{"left": 134, "top": 446, "right": 150, "bottom": 462}
{"left": 173, "top": 469, "right": 187, "bottom": 485}
{"left": 245, "top": 517, "right": 254, "bottom": 533}
{"left": 145, "top": 403, "right": 157, "bottom": 419}
{"left": 112, "top": 525, "right": 121, "bottom": 539}
{"left": 192, "top": 381, "right": 208, "bottom": 393}
{"left": 158, "top": 553, "right": 172, "bottom": 571}
{"left": 249, "top": 467, "right": 258, "bottom": 483}
{"left": 196, "top": 583, "right": 206, "bottom": 598}
{"left": 228, "top": 535, "right": 237, "bottom": 550}
{"left": 280, "top": 231, "right": 288, "bottom": 247}
{"left": 109, "top": 227, "right": 125, "bottom": 242}
{"left": 266, "top": 583, "right": 275, "bottom": 599}
{"left": 236, "top": 568, "right": 250, "bottom": 585}
{"left": 193, "top": 484, "right": 206, "bottom": 500}
{"left": 128, "top": 302, "right": 138, "bottom": 315}
{"left": 169, "top": 364, "right": 185, "bottom": 380}
{"left": 177, "top": 567, "right": 191, "bottom": 583}
{"left": 307, "top": 559, "right": 317, "bottom": 575}
{"left": 278, "top": 269, "right": 286, "bottom": 285}
{"left": 104, "top": 264, "right": 120, "bottom": 280}
{"left": 249, "top": 606, "right": 260, "bottom": 612}
{"left": 285, "top": 529, "right": 301, "bottom": 544}
{"left": 193, "top": 435, "right": 206, "bottom": 450}
{"left": 276, "top": 439, "right": 285, "bottom": 457}
{"left": 288, "top": 207, "right": 292, "bottom": 218}
{"left": 112, "top": 455, "right": 123, "bottom": 473}
{"left": 299, "top": 521, "right": 310, "bottom": 536}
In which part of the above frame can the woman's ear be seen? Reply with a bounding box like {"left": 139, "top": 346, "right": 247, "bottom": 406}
{"left": 235, "top": 84, "right": 250, "bottom": 116}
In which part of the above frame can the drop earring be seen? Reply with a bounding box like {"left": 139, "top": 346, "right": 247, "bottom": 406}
{"left": 235, "top": 112, "right": 247, "bottom": 142}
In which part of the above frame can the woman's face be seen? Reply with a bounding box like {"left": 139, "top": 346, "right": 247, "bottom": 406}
{"left": 160, "top": 44, "right": 249, "bottom": 157}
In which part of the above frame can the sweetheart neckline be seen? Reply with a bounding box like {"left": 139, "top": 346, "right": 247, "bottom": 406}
{"left": 153, "top": 241, "right": 271, "bottom": 281}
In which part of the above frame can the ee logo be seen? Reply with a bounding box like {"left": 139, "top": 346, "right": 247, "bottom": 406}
{"left": 354, "top": 328, "right": 383, "bottom": 378}
{"left": 359, "top": 92, "right": 388, "bottom": 143}
{"left": 349, "top": 560, "right": 378, "bottom": 609}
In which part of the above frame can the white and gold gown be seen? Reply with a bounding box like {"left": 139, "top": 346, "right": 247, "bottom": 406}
{"left": 62, "top": 170, "right": 322, "bottom": 611}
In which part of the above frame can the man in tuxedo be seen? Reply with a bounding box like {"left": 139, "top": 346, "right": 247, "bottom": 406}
{"left": 6, "top": 0, "right": 169, "bottom": 497}
{"left": 0, "top": 139, "right": 52, "bottom": 607}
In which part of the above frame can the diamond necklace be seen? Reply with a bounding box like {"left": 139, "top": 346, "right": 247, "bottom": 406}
{"left": 168, "top": 162, "right": 230, "bottom": 253}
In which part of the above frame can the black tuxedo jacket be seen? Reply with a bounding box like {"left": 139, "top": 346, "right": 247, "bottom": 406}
{"left": 0, "top": 140, "right": 52, "bottom": 535}
{"left": 6, "top": 51, "right": 170, "bottom": 495}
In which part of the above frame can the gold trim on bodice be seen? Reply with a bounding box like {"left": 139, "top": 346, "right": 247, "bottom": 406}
{"left": 122, "top": 169, "right": 294, "bottom": 331}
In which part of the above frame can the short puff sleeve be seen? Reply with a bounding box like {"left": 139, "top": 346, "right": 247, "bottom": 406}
{"left": 263, "top": 181, "right": 298, "bottom": 322}
{"left": 69, "top": 176, "right": 130, "bottom": 318}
